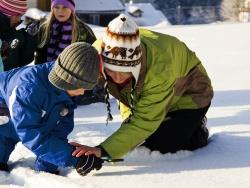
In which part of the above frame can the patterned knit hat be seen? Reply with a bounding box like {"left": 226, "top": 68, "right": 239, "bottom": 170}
{"left": 51, "top": 0, "right": 75, "bottom": 12}
{"left": 49, "top": 42, "right": 99, "bottom": 90}
{"left": 0, "top": 0, "right": 27, "bottom": 17}
{"left": 101, "top": 14, "right": 142, "bottom": 82}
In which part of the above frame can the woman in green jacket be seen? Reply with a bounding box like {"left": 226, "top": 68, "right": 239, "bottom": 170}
{"left": 71, "top": 14, "right": 213, "bottom": 160}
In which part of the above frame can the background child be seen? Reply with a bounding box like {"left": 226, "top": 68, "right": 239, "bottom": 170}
{"left": 35, "top": 0, "right": 96, "bottom": 64}
{"left": 35, "top": 0, "right": 105, "bottom": 105}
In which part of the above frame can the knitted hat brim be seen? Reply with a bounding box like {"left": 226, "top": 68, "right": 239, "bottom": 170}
{"left": 104, "top": 62, "right": 141, "bottom": 83}
{"left": 48, "top": 68, "right": 96, "bottom": 91}
{"left": 51, "top": 0, "right": 75, "bottom": 11}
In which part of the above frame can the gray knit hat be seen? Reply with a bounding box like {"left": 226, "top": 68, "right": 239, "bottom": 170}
{"left": 49, "top": 42, "right": 99, "bottom": 90}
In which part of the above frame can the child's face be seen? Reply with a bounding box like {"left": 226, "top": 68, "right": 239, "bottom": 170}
{"left": 53, "top": 5, "right": 72, "bottom": 22}
{"left": 9, "top": 16, "right": 21, "bottom": 27}
{"left": 66, "top": 88, "right": 86, "bottom": 97}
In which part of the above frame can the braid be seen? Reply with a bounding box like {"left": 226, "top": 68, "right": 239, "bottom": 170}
{"left": 130, "top": 79, "right": 136, "bottom": 113}
{"left": 104, "top": 80, "right": 113, "bottom": 125}
{"left": 99, "top": 54, "right": 113, "bottom": 125}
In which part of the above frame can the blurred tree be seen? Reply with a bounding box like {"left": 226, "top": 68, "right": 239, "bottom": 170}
{"left": 37, "top": 0, "right": 51, "bottom": 11}
{"left": 221, "top": 0, "right": 245, "bottom": 21}
{"left": 123, "top": 0, "right": 223, "bottom": 24}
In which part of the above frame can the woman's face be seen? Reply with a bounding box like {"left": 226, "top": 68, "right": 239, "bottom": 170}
{"left": 105, "top": 68, "right": 133, "bottom": 84}
{"left": 53, "top": 5, "right": 72, "bottom": 22}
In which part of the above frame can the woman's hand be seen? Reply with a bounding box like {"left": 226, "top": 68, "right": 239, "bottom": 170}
{"left": 69, "top": 141, "right": 101, "bottom": 158}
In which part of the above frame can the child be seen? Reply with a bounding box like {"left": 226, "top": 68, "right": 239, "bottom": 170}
{"left": 0, "top": 42, "right": 103, "bottom": 175}
{"left": 35, "top": 0, "right": 96, "bottom": 64}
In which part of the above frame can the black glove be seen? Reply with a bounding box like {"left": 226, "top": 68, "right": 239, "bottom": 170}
{"left": 0, "top": 103, "right": 10, "bottom": 116}
{"left": 76, "top": 155, "right": 103, "bottom": 176}
{"left": 0, "top": 162, "right": 9, "bottom": 172}
{"left": 26, "top": 22, "right": 39, "bottom": 36}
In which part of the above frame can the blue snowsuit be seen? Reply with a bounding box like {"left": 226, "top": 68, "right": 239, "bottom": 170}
{"left": 0, "top": 62, "right": 78, "bottom": 173}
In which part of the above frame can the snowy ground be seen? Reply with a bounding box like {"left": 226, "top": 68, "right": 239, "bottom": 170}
{"left": 1, "top": 22, "right": 250, "bottom": 188}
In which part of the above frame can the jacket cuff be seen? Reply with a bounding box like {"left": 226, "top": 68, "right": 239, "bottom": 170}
{"left": 96, "top": 145, "right": 110, "bottom": 158}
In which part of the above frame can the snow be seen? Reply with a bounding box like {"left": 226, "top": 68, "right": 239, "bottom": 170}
{"left": 74, "top": 0, "right": 124, "bottom": 12}
{"left": 21, "top": 8, "right": 46, "bottom": 21}
{"left": 1, "top": 22, "right": 250, "bottom": 188}
{"left": 125, "top": 3, "right": 169, "bottom": 26}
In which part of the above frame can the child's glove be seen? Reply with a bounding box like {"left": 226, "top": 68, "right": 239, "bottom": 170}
{"left": 0, "top": 162, "right": 9, "bottom": 172}
{"left": 26, "top": 22, "right": 39, "bottom": 36}
{"left": 75, "top": 154, "right": 103, "bottom": 176}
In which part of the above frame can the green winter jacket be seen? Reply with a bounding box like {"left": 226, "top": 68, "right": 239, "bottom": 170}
{"left": 94, "top": 28, "right": 213, "bottom": 159}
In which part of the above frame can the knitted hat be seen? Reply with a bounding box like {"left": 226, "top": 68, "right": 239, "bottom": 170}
{"left": 49, "top": 42, "right": 99, "bottom": 91}
{"left": 51, "top": 0, "right": 75, "bottom": 12}
{"left": 101, "top": 14, "right": 142, "bottom": 83}
{"left": 0, "top": 0, "right": 27, "bottom": 17}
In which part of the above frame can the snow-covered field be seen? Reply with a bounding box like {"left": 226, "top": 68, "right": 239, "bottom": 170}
{"left": 1, "top": 22, "right": 250, "bottom": 188}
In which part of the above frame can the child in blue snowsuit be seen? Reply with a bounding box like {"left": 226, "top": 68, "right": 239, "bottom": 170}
{"left": 0, "top": 42, "right": 103, "bottom": 175}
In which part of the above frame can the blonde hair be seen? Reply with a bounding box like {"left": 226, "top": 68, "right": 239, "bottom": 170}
{"left": 38, "top": 10, "right": 80, "bottom": 48}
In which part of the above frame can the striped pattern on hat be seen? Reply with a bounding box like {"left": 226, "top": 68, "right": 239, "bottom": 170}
{"left": 102, "top": 14, "right": 142, "bottom": 64}
{"left": 0, "top": 0, "right": 27, "bottom": 17}
{"left": 101, "top": 14, "right": 142, "bottom": 83}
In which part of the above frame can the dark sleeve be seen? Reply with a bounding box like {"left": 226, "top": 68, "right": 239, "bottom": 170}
{"left": 1, "top": 30, "right": 29, "bottom": 70}
{"left": 34, "top": 25, "right": 47, "bottom": 65}
{"left": 19, "top": 29, "right": 38, "bottom": 66}
{"left": 34, "top": 46, "right": 47, "bottom": 65}
{"left": 83, "top": 23, "right": 96, "bottom": 44}
{"left": 78, "top": 19, "right": 96, "bottom": 44}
